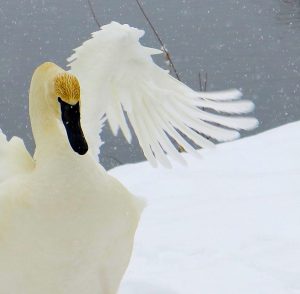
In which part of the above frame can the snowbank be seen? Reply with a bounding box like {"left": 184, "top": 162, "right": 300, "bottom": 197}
{"left": 109, "top": 122, "right": 300, "bottom": 294}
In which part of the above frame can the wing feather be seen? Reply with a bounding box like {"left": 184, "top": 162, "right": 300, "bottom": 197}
{"left": 195, "top": 99, "right": 255, "bottom": 113}
{"left": 68, "top": 22, "right": 258, "bottom": 167}
{"left": 127, "top": 108, "right": 158, "bottom": 167}
{"left": 0, "top": 129, "right": 34, "bottom": 183}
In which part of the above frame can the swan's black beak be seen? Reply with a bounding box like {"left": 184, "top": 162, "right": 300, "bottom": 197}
{"left": 58, "top": 97, "right": 88, "bottom": 155}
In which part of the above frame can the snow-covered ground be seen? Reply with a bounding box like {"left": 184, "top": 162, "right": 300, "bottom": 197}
{"left": 110, "top": 122, "right": 300, "bottom": 294}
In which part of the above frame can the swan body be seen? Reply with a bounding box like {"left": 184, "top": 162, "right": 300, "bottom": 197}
{"left": 0, "top": 63, "right": 142, "bottom": 294}
{"left": 0, "top": 21, "right": 257, "bottom": 293}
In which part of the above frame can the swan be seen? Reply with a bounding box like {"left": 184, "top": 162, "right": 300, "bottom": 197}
{"left": 0, "top": 62, "right": 142, "bottom": 294}
{"left": 0, "top": 22, "right": 257, "bottom": 294}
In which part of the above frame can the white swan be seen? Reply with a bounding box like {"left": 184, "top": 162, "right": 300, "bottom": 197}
{"left": 0, "top": 22, "right": 257, "bottom": 294}
{"left": 0, "top": 63, "right": 142, "bottom": 294}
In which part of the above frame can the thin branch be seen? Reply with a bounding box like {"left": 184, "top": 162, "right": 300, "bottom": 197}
{"left": 198, "top": 71, "right": 208, "bottom": 92}
{"left": 198, "top": 72, "right": 202, "bottom": 91}
{"left": 135, "top": 0, "right": 181, "bottom": 81}
{"left": 87, "top": 0, "right": 101, "bottom": 28}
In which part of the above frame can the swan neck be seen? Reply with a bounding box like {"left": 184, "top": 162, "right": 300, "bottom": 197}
{"left": 29, "top": 81, "right": 67, "bottom": 160}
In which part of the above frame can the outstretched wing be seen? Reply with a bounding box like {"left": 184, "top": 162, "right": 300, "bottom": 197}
{"left": 68, "top": 22, "right": 258, "bottom": 167}
{"left": 0, "top": 129, "right": 34, "bottom": 183}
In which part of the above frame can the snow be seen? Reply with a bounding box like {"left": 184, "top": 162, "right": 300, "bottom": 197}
{"left": 109, "top": 121, "right": 300, "bottom": 294}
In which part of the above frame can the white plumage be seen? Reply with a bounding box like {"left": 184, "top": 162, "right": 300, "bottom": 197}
{"left": 68, "top": 22, "right": 258, "bottom": 167}
{"left": 0, "top": 62, "right": 143, "bottom": 294}
{"left": 0, "top": 21, "right": 257, "bottom": 294}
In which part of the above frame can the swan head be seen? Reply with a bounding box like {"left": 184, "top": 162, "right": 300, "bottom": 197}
{"left": 30, "top": 62, "right": 88, "bottom": 155}
{"left": 54, "top": 72, "right": 80, "bottom": 105}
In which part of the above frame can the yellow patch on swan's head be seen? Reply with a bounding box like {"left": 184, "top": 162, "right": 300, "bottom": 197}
{"left": 54, "top": 73, "right": 80, "bottom": 105}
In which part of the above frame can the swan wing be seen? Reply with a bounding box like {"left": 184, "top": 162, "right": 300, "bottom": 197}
{"left": 0, "top": 129, "right": 34, "bottom": 183}
{"left": 68, "top": 22, "right": 258, "bottom": 167}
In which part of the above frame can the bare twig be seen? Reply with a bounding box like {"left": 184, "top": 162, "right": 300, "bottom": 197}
{"left": 198, "top": 72, "right": 202, "bottom": 91}
{"left": 204, "top": 72, "right": 208, "bottom": 91}
{"left": 198, "top": 72, "right": 208, "bottom": 91}
{"left": 87, "top": 0, "right": 101, "bottom": 28}
{"left": 134, "top": 0, "right": 181, "bottom": 81}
